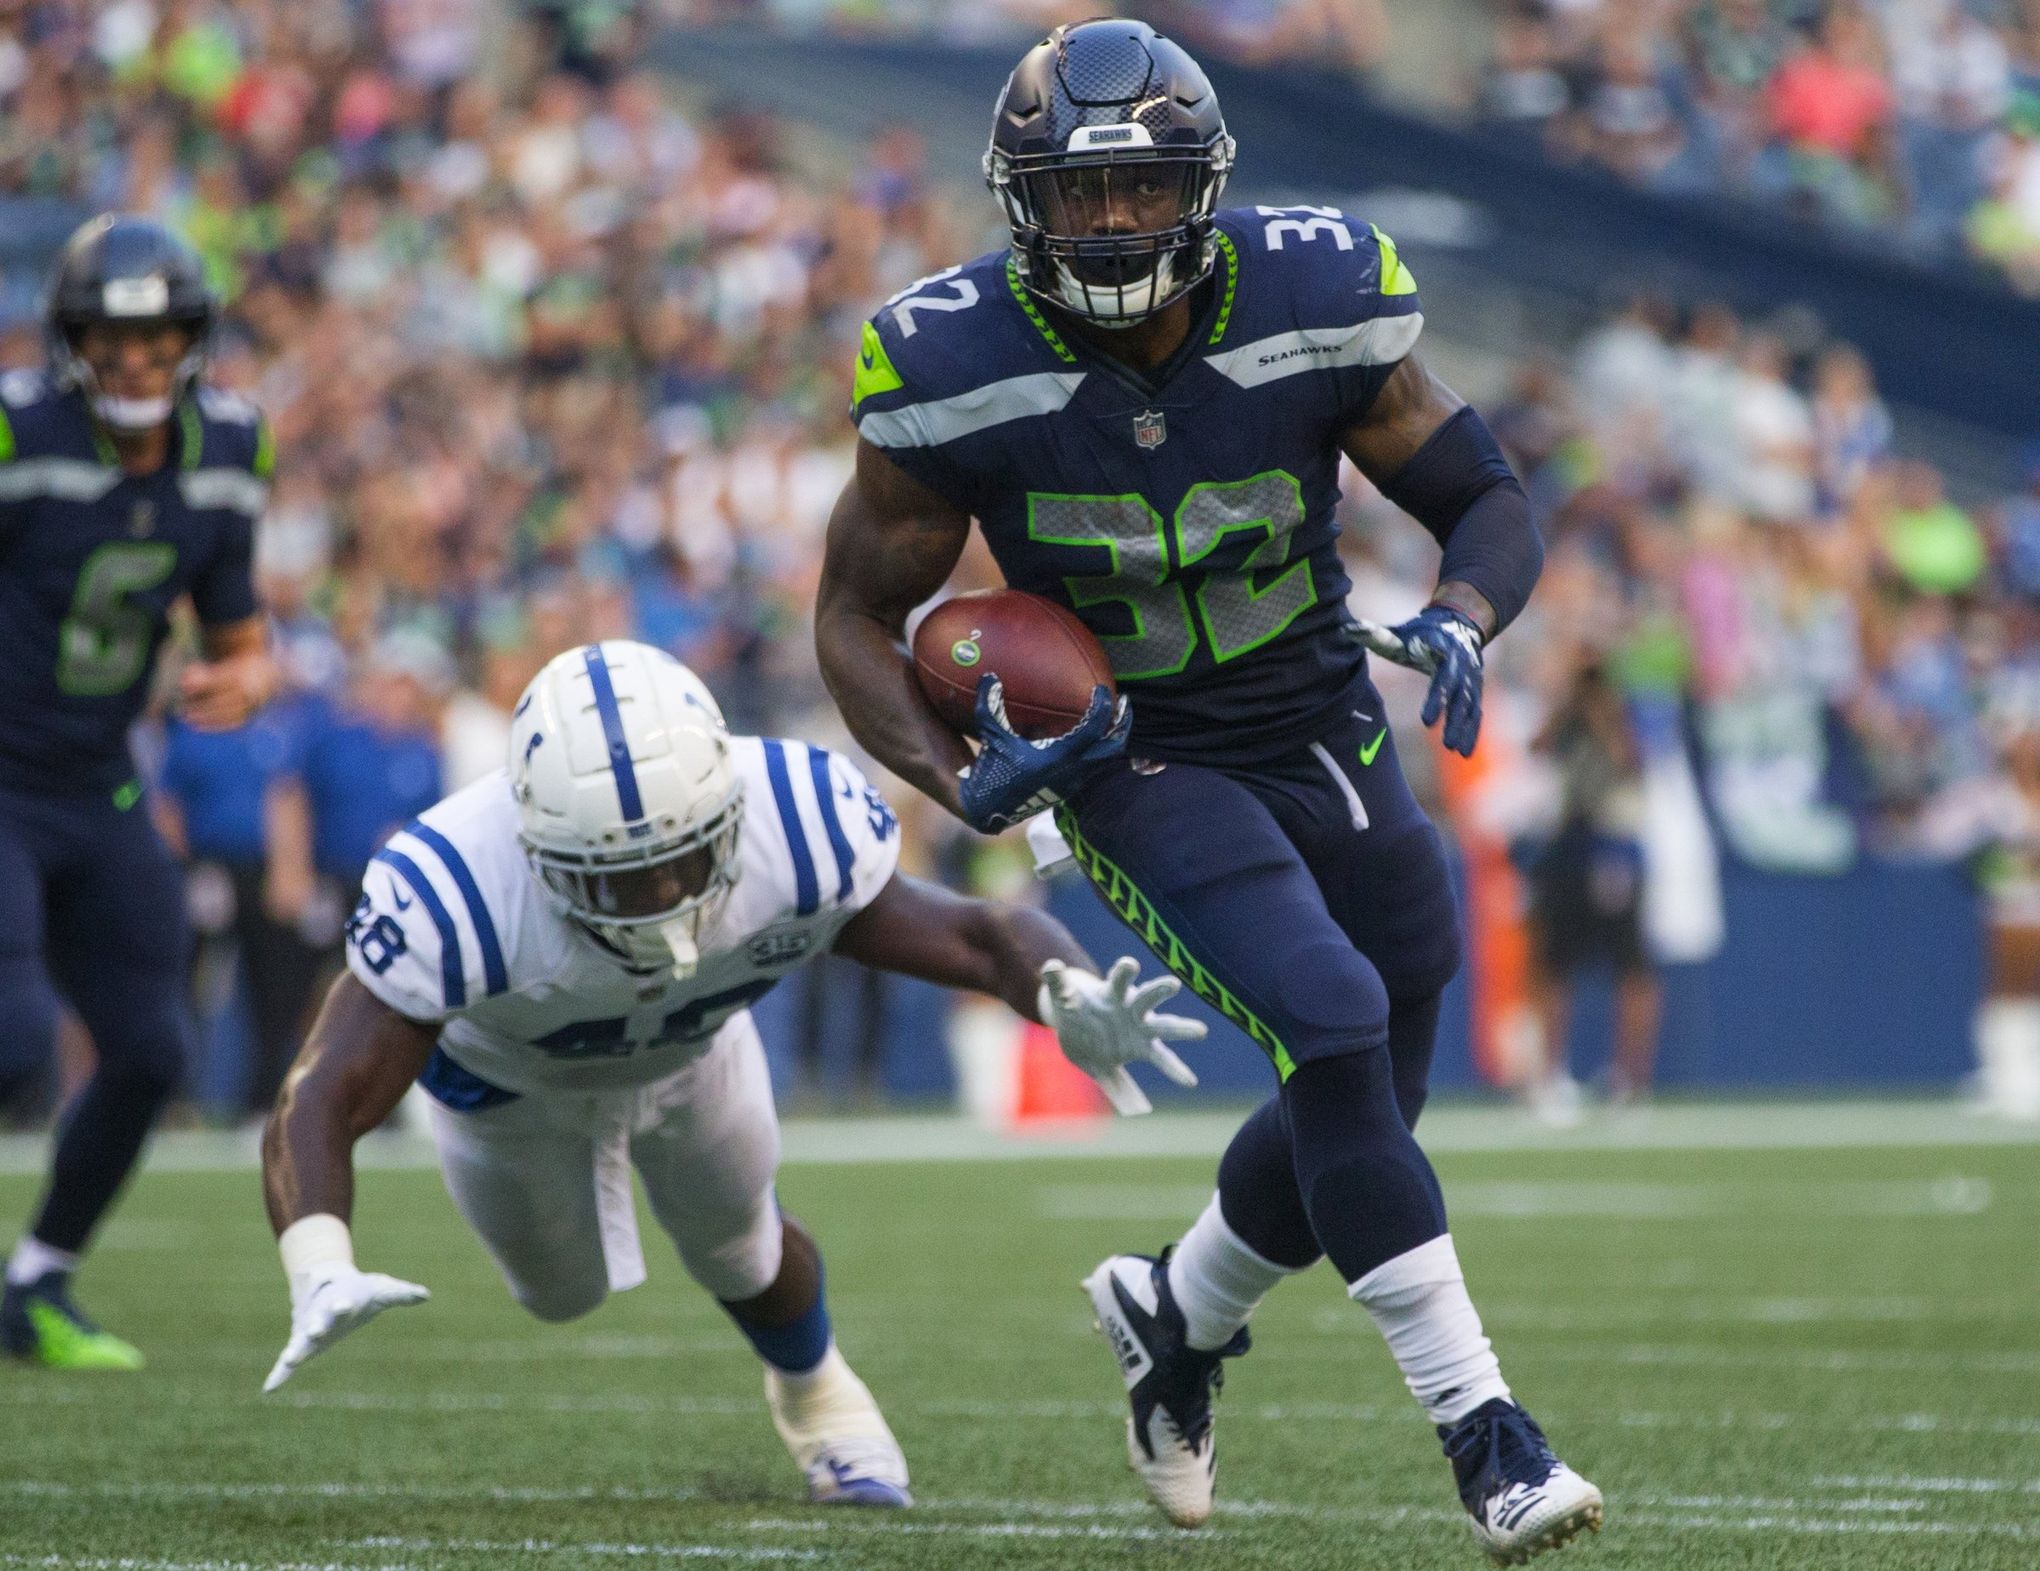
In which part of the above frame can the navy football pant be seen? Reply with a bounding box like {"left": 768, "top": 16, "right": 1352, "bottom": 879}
{"left": 0, "top": 783, "right": 191, "bottom": 1255}
{"left": 1063, "top": 691, "right": 1460, "bottom": 1282}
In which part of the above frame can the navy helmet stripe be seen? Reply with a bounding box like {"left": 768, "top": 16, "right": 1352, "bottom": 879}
{"left": 762, "top": 739, "right": 818, "bottom": 917}
{"left": 582, "top": 645, "right": 645, "bottom": 823}
{"left": 373, "top": 847, "right": 466, "bottom": 1009}
{"left": 404, "top": 822, "right": 507, "bottom": 996}
{"left": 806, "top": 747, "right": 855, "bottom": 903}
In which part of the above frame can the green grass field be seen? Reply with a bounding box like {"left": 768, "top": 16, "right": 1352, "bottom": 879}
{"left": 2, "top": 1112, "right": 2037, "bottom": 1570}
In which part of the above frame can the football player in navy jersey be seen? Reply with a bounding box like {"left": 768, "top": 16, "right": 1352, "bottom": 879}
{"left": 0, "top": 217, "right": 274, "bottom": 1369}
{"left": 815, "top": 20, "right": 1602, "bottom": 1562}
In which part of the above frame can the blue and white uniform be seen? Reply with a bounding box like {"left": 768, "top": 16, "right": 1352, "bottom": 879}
{"left": 342, "top": 739, "right": 899, "bottom": 1313}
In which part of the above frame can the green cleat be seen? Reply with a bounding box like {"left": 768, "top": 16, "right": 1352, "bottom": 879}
{"left": 0, "top": 1272, "right": 144, "bottom": 1371}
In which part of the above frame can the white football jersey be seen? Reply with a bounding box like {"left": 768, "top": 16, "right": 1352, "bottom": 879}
{"left": 343, "top": 737, "right": 901, "bottom": 1096}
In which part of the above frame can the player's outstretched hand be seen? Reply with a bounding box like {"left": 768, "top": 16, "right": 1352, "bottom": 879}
{"left": 957, "top": 676, "right": 1130, "bottom": 834}
{"left": 1038, "top": 956, "right": 1205, "bottom": 1116}
{"left": 1348, "top": 608, "right": 1485, "bottom": 758}
{"left": 263, "top": 1264, "right": 429, "bottom": 1392}
{"left": 178, "top": 651, "right": 274, "bottom": 731}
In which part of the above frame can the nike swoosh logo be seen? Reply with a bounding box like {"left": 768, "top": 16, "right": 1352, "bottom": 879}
{"left": 859, "top": 348, "right": 877, "bottom": 370}
{"left": 392, "top": 887, "right": 414, "bottom": 911}
{"left": 1358, "top": 728, "right": 1387, "bottom": 767}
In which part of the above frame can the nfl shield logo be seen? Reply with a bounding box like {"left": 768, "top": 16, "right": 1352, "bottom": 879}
{"left": 1133, "top": 409, "right": 1167, "bottom": 450}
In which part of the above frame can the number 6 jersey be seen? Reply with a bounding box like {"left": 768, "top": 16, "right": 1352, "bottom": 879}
{"left": 852, "top": 207, "right": 1422, "bottom": 765}
{"left": 0, "top": 371, "right": 268, "bottom": 794}
{"left": 343, "top": 739, "right": 901, "bottom": 1097}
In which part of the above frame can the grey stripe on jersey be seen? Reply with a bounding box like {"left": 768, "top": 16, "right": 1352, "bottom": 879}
{"left": 0, "top": 457, "right": 119, "bottom": 503}
{"left": 857, "top": 370, "right": 1087, "bottom": 450}
{"left": 1205, "top": 312, "right": 1424, "bottom": 391}
{"left": 177, "top": 468, "right": 269, "bottom": 518}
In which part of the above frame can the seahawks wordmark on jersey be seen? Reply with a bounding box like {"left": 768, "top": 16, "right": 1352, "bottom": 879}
{"left": 344, "top": 738, "right": 899, "bottom": 1097}
{"left": 853, "top": 207, "right": 1421, "bottom": 766}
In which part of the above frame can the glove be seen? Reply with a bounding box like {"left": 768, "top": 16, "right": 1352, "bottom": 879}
{"left": 957, "top": 675, "right": 1130, "bottom": 834}
{"left": 264, "top": 1219, "right": 429, "bottom": 1392}
{"left": 1037, "top": 956, "right": 1206, "bottom": 1116}
{"left": 1348, "top": 607, "right": 1485, "bottom": 758}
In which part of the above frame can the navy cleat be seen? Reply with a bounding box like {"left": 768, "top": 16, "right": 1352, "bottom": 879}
{"left": 0, "top": 1271, "right": 144, "bottom": 1371}
{"left": 1439, "top": 1398, "right": 1602, "bottom": 1564}
{"left": 1082, "top": 1250, "right": 1249, "bottom": 1528}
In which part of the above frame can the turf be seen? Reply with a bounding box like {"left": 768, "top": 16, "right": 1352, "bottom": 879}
{"left": 2, "top": 1125, "right": 2036, "bottom": 1570}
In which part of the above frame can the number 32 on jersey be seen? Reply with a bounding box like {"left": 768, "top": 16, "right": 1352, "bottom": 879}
{"left": 1027, "top": 469, "right": 1310, "bottom": 680}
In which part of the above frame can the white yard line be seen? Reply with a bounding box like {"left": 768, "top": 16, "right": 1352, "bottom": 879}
{"left": 0, "top": 1559, "right": 411, "bottom": 1571}
{"left": 5, "top": 1101, "right": 2038, "bottom": 1177}
{"left": 344, "top": 1538, "right": 812, "bottom": 1563}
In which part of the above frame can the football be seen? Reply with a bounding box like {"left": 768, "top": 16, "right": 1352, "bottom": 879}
{"left": 912, "top": 588, "right": 1116, "bottom": 739}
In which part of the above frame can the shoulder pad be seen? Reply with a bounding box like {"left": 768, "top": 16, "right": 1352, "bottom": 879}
{"left": 0, "top": 369, "right": 50, "bottom": 410}
{"left": 851, "top": 252, "right": 1082, "bottom": 452}
{"left": 192, "top": 387, "right": 274, "bottom": 476}
{"left": 0, "top": 371, "right": 57, "bottom": 464}
{"left": 743, "top": 737, "right": 900, "bottom": 924}
{"left": 347, "top": 778, "right": 523, "bottom": 1018}
{"left": 1207, "top": 208, "right": 1423, "bottom": 388}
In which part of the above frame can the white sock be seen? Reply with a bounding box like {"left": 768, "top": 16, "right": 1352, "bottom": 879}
{"left": 1167, "top": 1195, "right": 1297, "bottom": 1352}
{"left": 7, "top": 1236, "right": 81, "bottom": 1287}
{"left": 1348, "top": 1234, "right": 1511, "bottom": 1426}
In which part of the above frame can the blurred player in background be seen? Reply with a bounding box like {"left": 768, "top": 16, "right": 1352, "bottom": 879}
{"left": 816, "top": 20, "right": 1599, "bottom": 1563}
{"left": 0, "top": 216, "right": 274, "bottom": 1369}
{"left": 259, "top": 640, "right": 1201, "bottom": 1506}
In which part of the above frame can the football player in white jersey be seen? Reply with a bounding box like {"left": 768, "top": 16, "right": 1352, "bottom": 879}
{"left": 259, "top": 640, "right": 1204, "bottom": 1507}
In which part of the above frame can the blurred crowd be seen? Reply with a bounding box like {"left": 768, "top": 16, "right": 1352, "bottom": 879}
{"left": 2, "top": 0, "right": 2034, "bottom": 1117}
{"left": 0, "top": 0, "right": 984, "bottom": 1118}
{"left": 1476, "top": 0, "right": 2040, "bottom": 291}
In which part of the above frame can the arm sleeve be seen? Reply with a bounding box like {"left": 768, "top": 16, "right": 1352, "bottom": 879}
{"left": 1375, "top": 405, "right": 1544, "bottom": 636}
{"left": 188, "top": 512, "right": 259, "bottom": 626}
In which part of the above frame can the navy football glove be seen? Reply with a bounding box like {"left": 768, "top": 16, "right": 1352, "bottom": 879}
{"left": 1350, "top": 607, "right": 1486, "bottom": 757}
{"left": 957, "top": 675, "right": 1129, "bottom": 834}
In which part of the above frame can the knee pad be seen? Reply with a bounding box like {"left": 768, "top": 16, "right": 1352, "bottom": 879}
{"left": 513, "top": 1275, "right": 608, "bottom": 1325}
{"left": 1261, "top": 936, "right": 1392, "bottom": 1064}
{"left": 674, "top": 1192, "right": 783, "bottom": 1303}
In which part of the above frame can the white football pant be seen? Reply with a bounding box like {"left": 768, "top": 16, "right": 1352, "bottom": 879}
{"left": 426, "top": 1012, "right": 784, "bottom": 1320}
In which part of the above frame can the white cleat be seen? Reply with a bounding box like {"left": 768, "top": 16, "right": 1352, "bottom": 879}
{"left": 1082, "top": 1251, "right": 1250, "bottom": 1529}
{"left": 1439, "top": 1398, "right": 1603, "bottom": 1564}
{"left": 765, "top": 1346, "right": 912, "bottom": 1508}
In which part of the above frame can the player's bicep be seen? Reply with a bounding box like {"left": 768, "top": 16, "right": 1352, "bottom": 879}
{"left": 818, "top": 441, "right": 971, "bottom": 633}
{"left": 278, "top": 972, "right": 438, "bottom": 1144}
{"left": 1338, "top": 353, "right": 1466, "bottom": 489}
{"left": 188, "top": 515, "right": 259, "bottom": 626}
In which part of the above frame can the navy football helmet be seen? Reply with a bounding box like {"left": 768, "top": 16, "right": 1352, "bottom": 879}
{"left": 986, "top": 19, "right": 1234, "bottom": 327}
{"left": 45, "top": 214, "right": 216, "bottom": 430}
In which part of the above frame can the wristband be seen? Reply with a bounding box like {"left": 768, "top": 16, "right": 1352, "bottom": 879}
{"left": 278, "top": 1213, "right": 355, "bottom": 1301}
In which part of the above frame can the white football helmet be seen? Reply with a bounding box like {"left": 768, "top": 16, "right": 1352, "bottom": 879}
{"left": 509, "top": 640, "right": 743, "bottom": 976}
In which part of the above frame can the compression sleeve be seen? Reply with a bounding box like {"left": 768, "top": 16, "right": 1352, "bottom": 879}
{"left": 1374, "top": 406, "right": 1543, "bottom": 636}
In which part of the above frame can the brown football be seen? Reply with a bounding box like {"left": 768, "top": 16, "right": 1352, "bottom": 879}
{"left": 912, "top": 589, "right": 1116, "bottom": 740}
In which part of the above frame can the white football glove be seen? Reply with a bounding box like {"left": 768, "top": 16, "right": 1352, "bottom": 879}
{"left": 263, "top": 1216, "right": 428, "bottom": 1392}
{"left": 1038, "top": 956, "right": 1205, "bottom": 1116}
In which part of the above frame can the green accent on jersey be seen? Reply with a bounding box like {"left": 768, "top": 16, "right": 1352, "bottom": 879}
{"left": 1372, "top": 225, "right": 1416, "bottom": 297}
{"left": 0, "top": 401, "right": 14, "bottom": 464}
{"left": 111, "top": 777, "right": 144, "bottom": 812}
{"left": 1207, "top": 231, "right": 1240, "bottom": 346}
{"left": 853, "top": 321, "right": 905, "bottom": 409}
{"left": 178, "top": 400, "right": 203, "bottom": 469}
{"left": 1358, "top": 727, "right": 1387, "bottom": 767}
{"left": 1005, "top": 259, "right": 1079, "bottom": 364}
{"left": 1055, "top": 804, "right": 1299, "bottom": 1082}
{"left": 252, "top": 416, "right": 276, "bottom": 479}
{"left": 18, "top": 1297, "right": 145, "bottom": 1371}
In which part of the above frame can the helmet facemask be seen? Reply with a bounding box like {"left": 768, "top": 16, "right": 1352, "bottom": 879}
{"left": 524, "top": 784, "right": 745, "bottom": 976}
{"left": 988, "top": 130, "right": 1233, "bottom": 326}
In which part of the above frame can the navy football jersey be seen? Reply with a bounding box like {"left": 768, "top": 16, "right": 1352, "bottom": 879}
{"left": 0, "top": 372, "right": 269, "bottom": 794}
{"left": 852, "top": 206, "right": 1423, "bottom": 764}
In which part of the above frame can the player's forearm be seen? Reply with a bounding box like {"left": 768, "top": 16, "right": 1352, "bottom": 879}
{"left": 1377, "top": 407, "right": 1542, "bottom": 637}
{"left": 815, "top": 607, "right": 973, "bottom": 818}
{"left": 261, "top": 976, "right": 434, "bottom": 1234}
{"left": 966, "top": 901, "right": 1092, "bottom": 1023}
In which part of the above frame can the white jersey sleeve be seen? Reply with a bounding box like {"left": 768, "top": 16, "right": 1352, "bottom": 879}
{"left": 343, "top": 776, "right": 524, "bottom": 1024}
{"left": 746, "top": 738, "right": 902, "bottom": 941}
